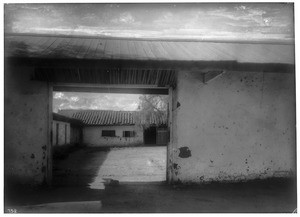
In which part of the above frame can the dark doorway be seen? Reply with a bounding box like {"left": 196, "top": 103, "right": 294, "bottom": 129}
{"left": 156, "top": 127, "right": 169, "bottom": 145}
{"left": 144, "top": 126, "right": 157, "bottom": 145}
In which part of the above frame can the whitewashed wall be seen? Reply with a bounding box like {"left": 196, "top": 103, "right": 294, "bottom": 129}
{"left": 52, "top": 121, "right": 70, "bottom": 146}
{"left": 169, "top": 70, "right": 296, "bottom": 183}
{"left": 83, "top": 125, "right": 144, "bottom": 147}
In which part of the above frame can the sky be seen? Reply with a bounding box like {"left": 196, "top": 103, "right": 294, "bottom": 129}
{"left": 53, "top": 92, "right": 141, "bottom": 112}
{"left": 4, "top": 3, "right": 294, "bottom": 41}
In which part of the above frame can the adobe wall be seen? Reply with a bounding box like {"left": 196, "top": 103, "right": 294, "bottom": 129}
{"left": 170, "top": 70, "right": 296, "bottom": 183}
{"left": 52, "top": 121, "right": 71, "bottom": 146}
{"left": 83, "top": 125, "right": 144, "bottom": 147}
{"left": 5, "top": 63, "right": 51, "bottom": 185}
{"left": 70, "top": 126, "right": 82, "bottom": 144}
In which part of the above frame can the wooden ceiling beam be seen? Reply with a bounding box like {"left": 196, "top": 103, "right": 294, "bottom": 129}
{"left": 53, "top": 85, "right": 169, "bottom": 95}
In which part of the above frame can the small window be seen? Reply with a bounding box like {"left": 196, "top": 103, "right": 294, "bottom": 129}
{"left": 102, "top": 130, "right": 116, "bottom": 137}
{"left": 123, "top": 131, "right": 135, "bottom": 137}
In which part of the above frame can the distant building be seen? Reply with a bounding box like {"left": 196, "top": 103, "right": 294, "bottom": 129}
{"left": 52, "top": 113, "right": 83, "bottom": 146}
{"left": 57, "top": 110, "right": 169, "bottom": 147}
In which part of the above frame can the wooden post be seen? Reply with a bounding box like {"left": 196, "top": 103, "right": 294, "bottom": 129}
{"left": 46, "top": 82, "right": 53, "bottom": 185}
{"left": 167, "top": 87, "right": 173, "bottom": 183}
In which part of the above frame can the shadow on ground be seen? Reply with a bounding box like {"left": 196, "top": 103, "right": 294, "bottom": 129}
{"left": 5, "top": 146, "right": 110, "bottom": 208}
{"left": 52, "top": 146, "right": 110, "bottom": 187}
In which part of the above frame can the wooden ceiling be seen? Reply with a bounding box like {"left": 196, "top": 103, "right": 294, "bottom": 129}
{"left": 35, "top": 67, "right": 176, "bottom": 88}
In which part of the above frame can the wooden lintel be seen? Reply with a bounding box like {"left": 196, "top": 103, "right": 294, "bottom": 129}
{"left": 53, "top": 85, "right": 169, "bottom": 95}
{"left": 53, "top": 83, "right": 168, "bottom": 89}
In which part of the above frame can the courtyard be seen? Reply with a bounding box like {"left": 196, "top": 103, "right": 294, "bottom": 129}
{"left": 52, "top": 146, "right": 167, "bottom": 187}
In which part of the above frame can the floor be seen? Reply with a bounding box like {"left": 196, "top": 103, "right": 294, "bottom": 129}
{"left": 5, "top": 146, "right": 297, "bottom": 213}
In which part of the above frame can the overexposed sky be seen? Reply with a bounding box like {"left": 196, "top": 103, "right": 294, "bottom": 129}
{"left": 4, "top": 3, "right": 294, "bottom": 41}
{"left": 53, "top": 92, "right": 141, "bottom": 112}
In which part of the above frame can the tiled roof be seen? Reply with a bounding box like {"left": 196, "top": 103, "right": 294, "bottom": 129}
{"left": 58, "top": 109, "right": 167, "bottom": 126}
{"left": 5, "top": 34, "right": 294, "bottom": 64}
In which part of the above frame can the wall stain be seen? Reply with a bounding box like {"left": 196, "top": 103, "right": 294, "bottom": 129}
{"left": 173, "top": 163, "right": 181, "bottom": 176}
{"left": 178, "top": 147, "right": 191, "bottom": 158}
{"left": 173, "top": 163, "right": 179, "bottom": 170}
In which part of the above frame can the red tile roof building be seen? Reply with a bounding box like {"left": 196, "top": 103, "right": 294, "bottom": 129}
{"left": 58, "top": 109, "right": 167, "bottom": 126}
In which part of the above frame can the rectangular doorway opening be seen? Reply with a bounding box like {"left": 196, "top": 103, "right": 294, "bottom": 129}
{"left": 51, "top": 90, "right": 170, "bottom": 189}
{"left": 144, "top": 127, "right": 157, "bottom": 145}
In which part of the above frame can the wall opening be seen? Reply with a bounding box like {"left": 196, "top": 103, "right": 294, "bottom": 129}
{"left": 144, "top": 127, "right": 157, "bottom": 145}
{"left": 51, "top": 90, "right": 170, "bottom": 188}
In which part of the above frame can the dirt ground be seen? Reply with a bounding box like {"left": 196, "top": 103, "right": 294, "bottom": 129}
{"left": 52, "top": 146, "right": 167, "bottom": 188}
{"left": 5, "top": 146, "right": 297, "bottom": 213}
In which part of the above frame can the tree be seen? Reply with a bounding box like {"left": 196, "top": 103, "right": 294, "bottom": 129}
{"left": 136, "top": 95, "right": 169, "bottom": 128}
